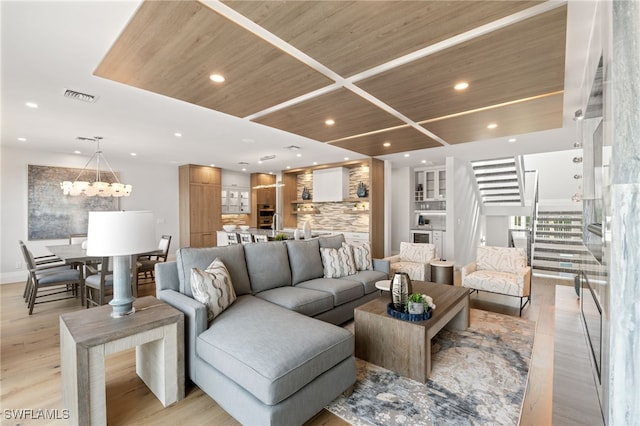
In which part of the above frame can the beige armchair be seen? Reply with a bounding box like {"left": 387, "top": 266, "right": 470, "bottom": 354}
{"left": 384, "top": 242, "right": 438, "bottom": 282}
{"left": 461, "top": 246, "right": 531, "bottom": 316}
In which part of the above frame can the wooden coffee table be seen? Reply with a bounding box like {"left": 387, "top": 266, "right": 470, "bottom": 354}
{"left": 354, "top": 281, "right": 470, "bottom": 383}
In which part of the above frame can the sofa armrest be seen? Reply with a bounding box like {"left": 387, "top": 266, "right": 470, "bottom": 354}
{"left": 461, "top": 261, "right": 477, "bottom": 281}
{"left": 373, "top": 258, "right": 390, "bottom": 276}
{"left": 157, "top": 289, "right": 207, "bottom": 381}
{"left": 383, "top": 255, "right": 401, "bottom": 263}
{"left": 155, "top": 261, "right": 180, "bottom": 293}
{"left": 518, "top": 266, "right": 532, "bottom": 297}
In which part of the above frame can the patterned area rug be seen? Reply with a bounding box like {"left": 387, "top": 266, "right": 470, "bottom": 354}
{"left": 327, "top": 309, "right": 535, "bottom": 426}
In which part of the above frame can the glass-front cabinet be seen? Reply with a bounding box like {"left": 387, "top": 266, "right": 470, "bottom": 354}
{"left": 414, "top": 167, "right": 446, "bottom": 205}
{"left": 221, "top": 187, "right": 250, "bottom": 213}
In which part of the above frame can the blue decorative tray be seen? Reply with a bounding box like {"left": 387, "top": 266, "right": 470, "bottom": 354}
{"left": 386, "top": 303, "right": 432, "bottom": 322}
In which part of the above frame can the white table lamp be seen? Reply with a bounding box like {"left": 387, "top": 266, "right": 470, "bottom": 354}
{"left": 87, "top": 211, "right": 156, "bottom": 317}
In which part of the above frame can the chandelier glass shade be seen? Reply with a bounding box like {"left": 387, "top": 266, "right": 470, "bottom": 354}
{"left": 60, "top": 137, "right": 132, "bottom": 197}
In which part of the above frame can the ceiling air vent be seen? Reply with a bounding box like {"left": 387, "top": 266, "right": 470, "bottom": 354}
{"left": 284, "top": 145, "right": 301, "bottom": 151}
{"left": 64, "top": 89, "right": 98, "bottom": 103}
{"left": 259, "top": 155, "right": 276, "bottom": 161}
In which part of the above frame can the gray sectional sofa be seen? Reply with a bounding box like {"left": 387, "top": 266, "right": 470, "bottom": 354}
{"left": 155, "top": 234, "right": 390, "bottom": 425}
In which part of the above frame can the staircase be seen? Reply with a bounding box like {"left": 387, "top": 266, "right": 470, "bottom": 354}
{"left": 533, "top": 210, "right": 596, "bottom": 278}
{"left": 471, "top": 157, "right": 524, "bottom": 205}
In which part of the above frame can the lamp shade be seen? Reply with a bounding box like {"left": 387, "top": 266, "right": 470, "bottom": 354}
{"left": 86, "top": 211, "right": 157, "bottom": 256}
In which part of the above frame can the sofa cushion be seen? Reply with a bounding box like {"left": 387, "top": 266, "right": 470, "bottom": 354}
{"left": 318, "top": 233, "right": 346, "bottom": 249}
{"left": 320, "top": 245, "right": 356, "bottom": 278}
{"left": 255, "top": 286, "right": 334, "bottom": 316}
{"left": 463, "top": 270, "right": 523, "bottom": 296}
{"left": 196, "top": 296, "right": 354, "bottom": 405}
{"left": 476, "top": 246, "right": 526, "bottom": 275}
{"left": 244, "top": 241, "right": 292, "bottom": 293}
{"left": 296, "top": 277, "right": 364, "bottom": 306}
{"left": 399, "top": 242, "right": 436, "bottom": 263}
{"left": 341, "top": 270, "right": 388, "bottom": 294}
{"left": 190, "top": 258, "right": 237, "bottom": 321}
{"left": 285, "top": 239, "right": 324, "bottom": 285}
{"left": 342, "top": 242, "right": 373, "bottom": 271}
{"left": 177, "top": 245, "right": 251, "bottom": 297}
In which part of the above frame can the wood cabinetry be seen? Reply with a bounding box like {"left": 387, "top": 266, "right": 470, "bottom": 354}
{"left": 179, "top": 164, "right": 222, "bottom": 248}
{"left": 249, "top": 174, "right": 276, "bottom": 229}
{"left": 281, "top": 158, "right": 384, "bottom": 258}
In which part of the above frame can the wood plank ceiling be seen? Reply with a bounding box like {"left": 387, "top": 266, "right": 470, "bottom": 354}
{"left": 95, "top": 0, "right": 567, "bottom": 157}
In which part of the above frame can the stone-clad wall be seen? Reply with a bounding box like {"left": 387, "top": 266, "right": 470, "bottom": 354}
{"left": 295, "top": 166, "right": 370, "bottom": 232}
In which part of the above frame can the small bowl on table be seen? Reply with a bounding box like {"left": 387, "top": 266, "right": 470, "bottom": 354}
{"left": 223, "top": 225, "right": 236, "bottom": 232}
{"left": 239, "top": 225, "right": 250, "bottom": 231}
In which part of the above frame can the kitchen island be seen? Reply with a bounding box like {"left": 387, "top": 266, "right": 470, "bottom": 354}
{"left": 216, "top": 228, "right": 332, "bottom": 246}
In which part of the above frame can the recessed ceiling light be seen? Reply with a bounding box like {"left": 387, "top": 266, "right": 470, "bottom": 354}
{"left": 296, "top": 153, "right": 302, "bottom": 158}
{"left": 313, "top": 162, "right": 318, "bottom": 165}
{"left": 258, "top": 160, "right": 263, "bottom": 164}
{"left": 209, "top": 163, "right": 215, "bottom": 167}
{"left": 454, "top": 82, "right": 469, "bottom": 91}
{"left": 241, "top": 168, "right": 247, "bottom": 172}
{"left": 487, "top": 123, "right": 498, "bottom": 129}
{"left": 286, "top": 166, "right": 291, "bottom": 169}
{"left": 508, "top": 138, "right": 517, "bottom": 143}
{"left": 344, "top": 157, "right": 349, "bottom": 161}
{"left": 25, "top": 102, "right": 39, "bottom": 108}
{"left": 73, "top": 150, "right": 81, "bottom": 154}
{"left": 209, "top": 74, "right": 225, "bottom": 83}
{"left": 130, "top": 153, "right": 137, "bottom": 156}
{"left": 174, "top": 132, "right": 182, "bottom": 138}
{"left": 325, "top": 119, "right": 335, "bottom": 126}
{"left": 17, "top": 137, "right": 27, "bottom": 142}
{"left": 421, "top": 160, "right": 427, "bottom": 164}
{"left": 383, "top": 142, "right": 391, "bottom": 147}
{"left": 404, "top": 153, "right": 410, "bottom": 158}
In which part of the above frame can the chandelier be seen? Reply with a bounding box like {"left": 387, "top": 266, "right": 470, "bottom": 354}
{"left": 60, "top": 137, "right": 132, "bottom": 197}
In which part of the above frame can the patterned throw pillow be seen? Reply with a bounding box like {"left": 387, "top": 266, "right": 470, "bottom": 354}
{"left": 190, "top": 258, "right": 237, "bottom": 321}
{"left": 320, "top": 245, "right": 356, "bottom": 278}
{"left": 342, "top": 242, "right": 373, "bottom": 271}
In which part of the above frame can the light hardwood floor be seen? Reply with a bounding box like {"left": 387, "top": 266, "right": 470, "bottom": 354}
{"left": 0, "top": 276, "right": 565, "bottom": 425}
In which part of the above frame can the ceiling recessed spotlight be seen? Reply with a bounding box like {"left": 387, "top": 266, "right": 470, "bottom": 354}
{"left": 296, "top": 153, "right": 302, "bottom": 158}
{"left": 25, "top": 102, "right": 39, "bottom": 108}
{"left": 404, "top": 153, "right": 410, "bottom": 158}
{"left": 421, "top": 160, "right": 427, "bottom": 164}
{"left": 241, "top": 168, "right": 247, "bottom": 172}
{"left": 344, "top": 157, "right": 349, "bottom": 161}
{"left": 383, "top": 142, "right": 391, "bottom": 147}
{"left": 174, "top": 132, "right": 182, "bottom": 138}
{"left": 286, "top": 166, "right": 291, "bottom": 169}
{"left": 209, "top": 163, "right": 215, "bottom": 167}
{"left": 325, "top": 119, "right": 335, "bottom": 126}
{"left": 454, "top": 81, "right": 469, "bottom": 91}
{"left": 17, "top": 137, "right": 27, "bottom": 142}
{"left": 313, "top": 162, "right": 318, "bottom": 165}
{"left": 73, "top": 150, "right": 81, "bottom": 154}
{"left": 487, "top": 123, "right": 498, "bottom": 129}
{"left": 258, "top": 160, "right": 263, "bottom": 164}
{"left": 508, "top": 138, "right": 517, "bottom": 143}
{"left": 130, "top": 153, "right": 137, "bottom": 156}
{"left": 209, "top": 73, "right": 225, "bottom": 83}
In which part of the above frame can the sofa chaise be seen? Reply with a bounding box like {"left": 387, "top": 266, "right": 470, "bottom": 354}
{"left": 155, "top": 234, "right": 389, "bottom": 425}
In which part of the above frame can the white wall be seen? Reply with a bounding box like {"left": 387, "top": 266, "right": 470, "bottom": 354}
{"left": 485, "top": 216, "right": 510, "bottom": 247}
{"left": 1, "top": 146, "right": 179, "bottom": 284}
{"left": 448, "top": 157, "right": 484, "bottom": 268}
{"left": 524, "top": 149, "right": 583, "bottom": 207}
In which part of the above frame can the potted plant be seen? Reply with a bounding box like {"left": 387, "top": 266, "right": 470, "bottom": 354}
{"left": 407, "top": 293, "right": 436, "bottom": 314}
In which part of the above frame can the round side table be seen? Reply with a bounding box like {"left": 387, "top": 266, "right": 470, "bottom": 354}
{"left": 375, "top": 279, "right": 391, "bottom": 294}
{"left": 431, "top": 260, "right": 454, "bottom": 285}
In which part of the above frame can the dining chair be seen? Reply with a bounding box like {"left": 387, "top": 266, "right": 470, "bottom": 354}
{"left": 85, "top": 257, "right": 113, "bottom": 307}
{"left": 68, "top": 233, "right": 87, "bottom": 245}
{"left": 239, "top": 233, "right": 254, "bottom": 244}
{"left": 21, "top": 242, "right": 82, "bottom": 314}
{"left": 254, "top": 234, "right": 268, "bottom": 242}
{"left": 226, "top": 232, "right": 240, "bottom": 245}
{"left": 137, "top": 235, "right": 172, "bottom": 282}
{"left": 18, "top": 240, "right": 66, "bottom": 301}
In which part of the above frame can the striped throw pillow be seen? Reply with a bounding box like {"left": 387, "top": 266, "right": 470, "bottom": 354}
{"left": 190, "top": 258, "right": 237, "bottom": 321}
{"left": 342, "top": 242, "right": 373, "bottom": 271}
{"left": 320, "top": 245, "right": 356, "bottom": 278}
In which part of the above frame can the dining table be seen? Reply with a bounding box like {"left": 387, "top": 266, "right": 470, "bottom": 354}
{"left": 45, "top": 244, "right": 162, "bottom": 304}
